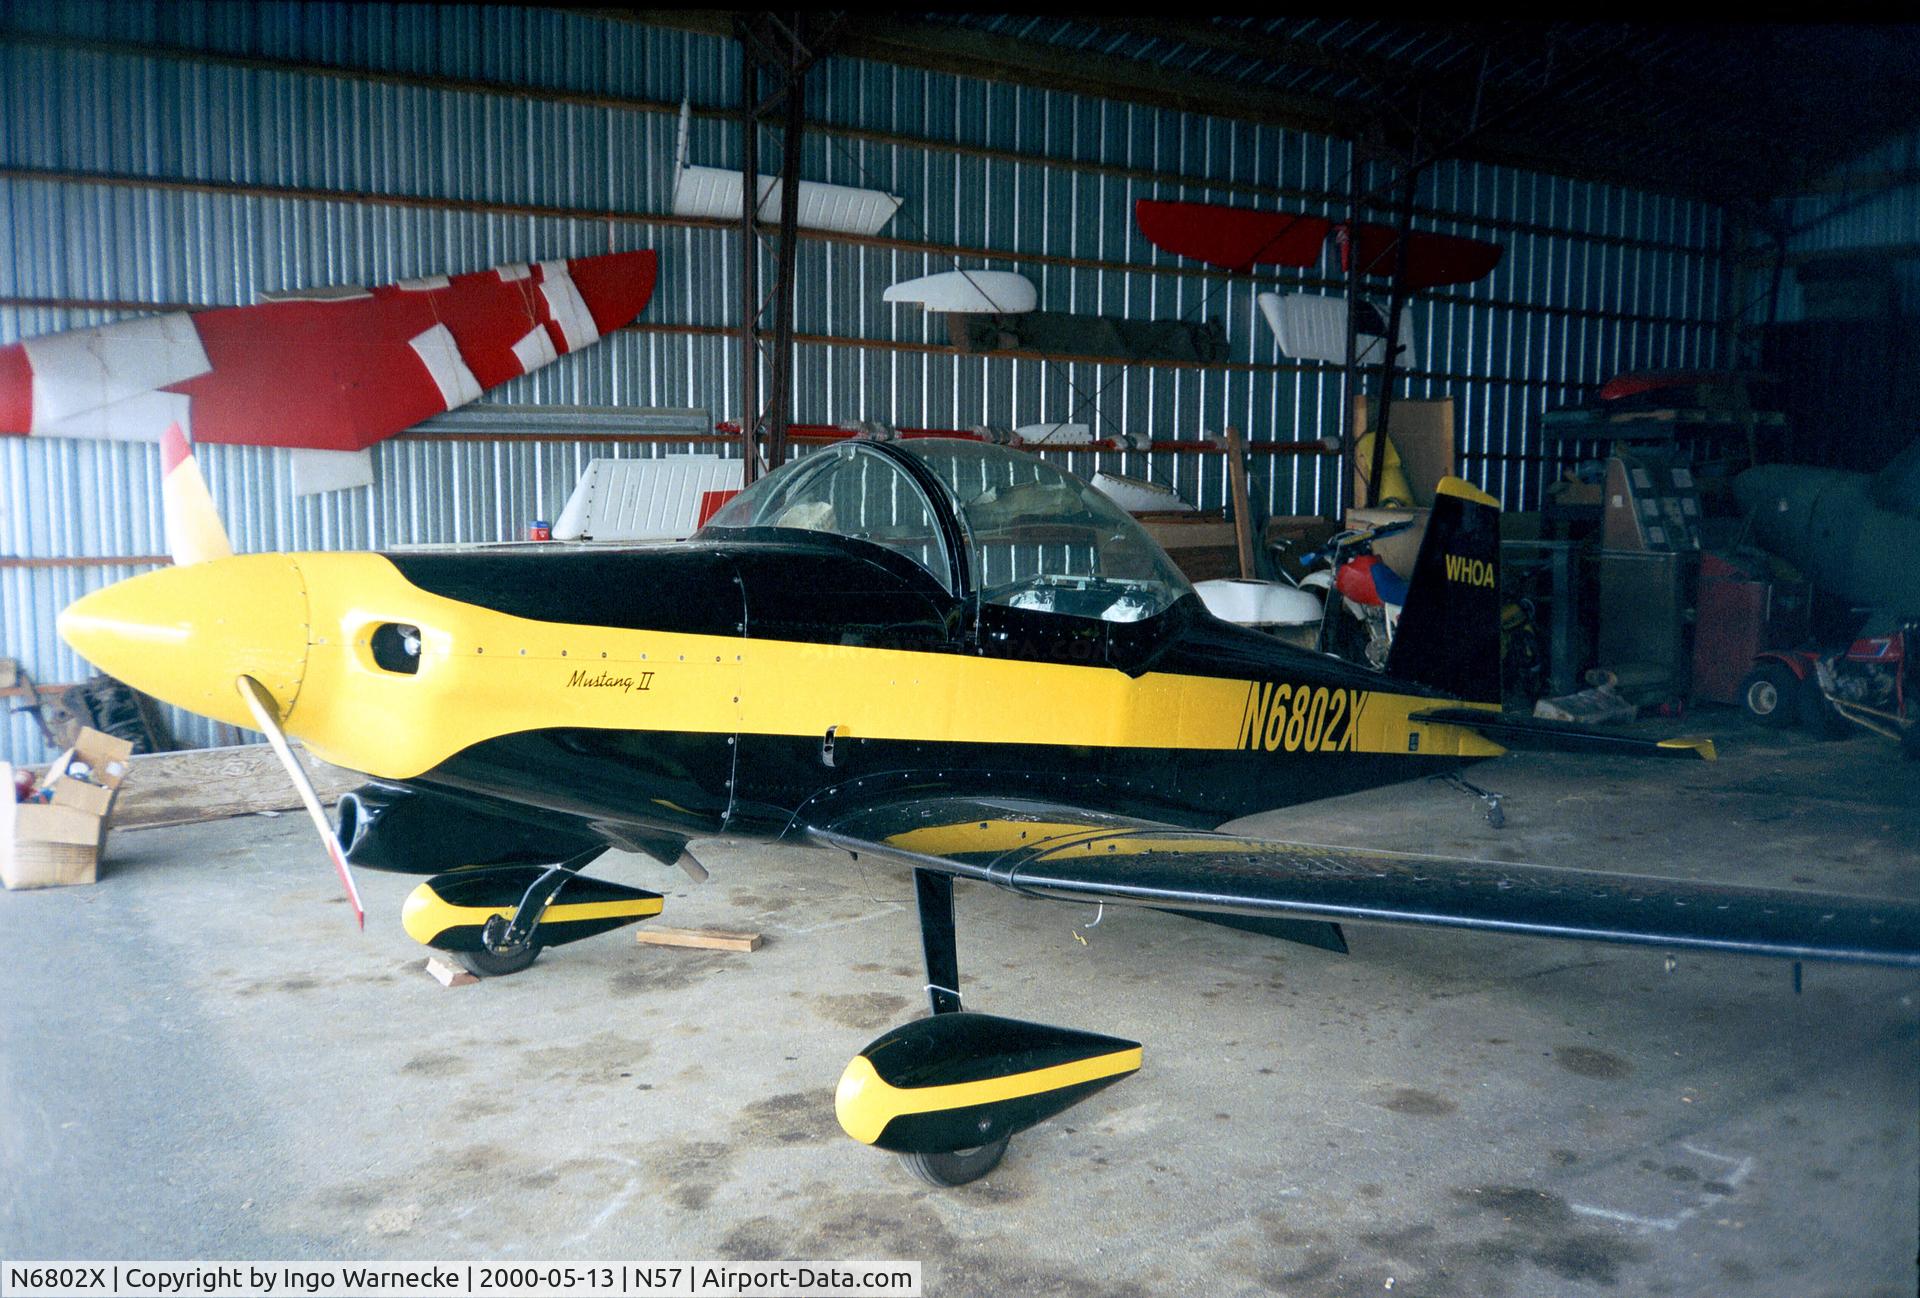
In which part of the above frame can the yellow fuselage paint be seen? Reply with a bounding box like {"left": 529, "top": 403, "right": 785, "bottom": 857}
{"left": 65, "top": 550, "right": 1503, "bottom": 783}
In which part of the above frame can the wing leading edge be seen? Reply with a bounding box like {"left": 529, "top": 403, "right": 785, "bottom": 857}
{"left": 809, "top": 797, "right": 1920, "bottom": 969}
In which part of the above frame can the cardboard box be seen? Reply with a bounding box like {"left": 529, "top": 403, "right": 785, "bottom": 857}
{"left": 1136, "top": 512, "right": 1242, "bottom": 582}
{"left": 2, "top": 727, "right": 134, "bottom": 890}
{"left": 2, "top": 793, "right": 105, "bottom": 888}
{"left": 1352, "top": 397, "right": 1456, "bottom": 509}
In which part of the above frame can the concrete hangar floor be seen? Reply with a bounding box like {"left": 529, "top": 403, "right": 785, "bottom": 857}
{"left": 3, "top": 717, "right": 1914, "bottom": 1298}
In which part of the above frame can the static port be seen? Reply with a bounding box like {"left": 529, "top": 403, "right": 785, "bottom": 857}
{"left": 370, "top": 622, "right": 422, "bottom": 674}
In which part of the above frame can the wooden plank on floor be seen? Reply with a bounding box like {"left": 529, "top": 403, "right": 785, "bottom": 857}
{"left": 105, "top": 744, "right": 364, "bottom": 829}
{"left": 635, "top": 925, "right": 763, "bottom": 952}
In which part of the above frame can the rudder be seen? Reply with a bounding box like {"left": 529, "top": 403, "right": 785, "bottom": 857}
{"left": 1383, "top": 476, "right": 1502, "bottom": 703}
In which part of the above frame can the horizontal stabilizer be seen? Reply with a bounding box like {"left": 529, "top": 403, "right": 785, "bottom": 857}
{"left": 1410, "top": 708, "right": 1716, "bottom": 761}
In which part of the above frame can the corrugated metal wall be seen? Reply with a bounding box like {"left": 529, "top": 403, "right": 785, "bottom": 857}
{"left": 1757, "top": 130, "right": 1920, "bottom": 474}
{"left": 1776, "top": 130, "right": 1920, "bottom": 322}
{"left": 0, "top": 3, "right": 1726, "bottom": 764}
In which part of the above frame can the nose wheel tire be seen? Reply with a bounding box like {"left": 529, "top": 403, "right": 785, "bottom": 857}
{"left": 453, "top": 943, "right": 542, "bottom": 978}
{"left": 900, "top": 1137, "right": 1011, "bottom": 1187}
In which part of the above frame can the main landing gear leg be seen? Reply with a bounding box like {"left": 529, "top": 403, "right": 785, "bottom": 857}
{"left": 901, "top": 869, "right": 1011, "bottom": 1187}
{"left": 458, "top": 847, "right": 602, "bottom": 978}
{"left": 916, "top": 868, "right": 963, "bottom": 1016}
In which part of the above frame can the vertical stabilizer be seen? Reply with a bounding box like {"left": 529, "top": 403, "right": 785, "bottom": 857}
{"left": 1383, "top": 477, "right": 1502, "bottom": 703}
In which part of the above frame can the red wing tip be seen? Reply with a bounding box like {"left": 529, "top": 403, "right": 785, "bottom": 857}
{"left": 160, "top": 422, "right": 191, "bottom": 474}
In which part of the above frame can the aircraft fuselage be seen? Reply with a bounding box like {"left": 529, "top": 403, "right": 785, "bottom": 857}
{"left": 340, "top": 538, "right": 1500, "bottom": 848}
{"left": 60, "top": 533, "right": 1502, "bottom": 866}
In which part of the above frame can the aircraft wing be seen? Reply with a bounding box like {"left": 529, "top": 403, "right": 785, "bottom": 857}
{"left": 808, "top": 797, "right": 1920, "bottom": 969}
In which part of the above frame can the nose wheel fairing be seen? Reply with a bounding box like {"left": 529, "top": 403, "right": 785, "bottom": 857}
{"left": 400, "top": 862, "right": 663, "bottom": 963}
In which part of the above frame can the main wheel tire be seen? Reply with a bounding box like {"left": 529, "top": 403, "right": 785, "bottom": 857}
{"left": 1739, "top": 663, "right": 1799, "bottom": 727}
{"left": 900, "top": 1137, "right": 1011, "bottom": 1188}
{"left": 453, "top": 943, "right": 542, "bottom": 978}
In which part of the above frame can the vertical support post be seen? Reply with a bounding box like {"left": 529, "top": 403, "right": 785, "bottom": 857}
{"left": 764, "top": 58, "right": 805, "bottom": 473}
{"left": 1367, "top": 168, "right": 1419, "bottom": 509}
{"left": 1338, "top": 159, "right": 1367, "bottom": 525}
{"left": 735, "top": 12, "right": 821, "bottom": 482}
{"left": 1762, "top": 230, "right": 1789, "bottom": 464}
{"left": 1225, "top": 424, "right": 1256, "bottom": 579}
{"left": 737, "top": 44, "right": 763, "bottom": 485}
{"left": 914, "top": 868, "right": 962, "bottom": 1015}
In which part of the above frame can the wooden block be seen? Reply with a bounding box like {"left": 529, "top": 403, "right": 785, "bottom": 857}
{"left": 425, "top": 955, "right": 478, "bottom": 987}
{"left": 635, "top": 925, "right": 763, "bottom": 953}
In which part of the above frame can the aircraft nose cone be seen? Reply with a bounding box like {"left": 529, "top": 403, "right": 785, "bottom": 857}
{"left": 58, "top": 554, "right": 309, "bottom": 729}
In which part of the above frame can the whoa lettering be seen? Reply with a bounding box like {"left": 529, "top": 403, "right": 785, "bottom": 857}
{"left": 1444, "top": 554, "right": 1496, "bottom": 587}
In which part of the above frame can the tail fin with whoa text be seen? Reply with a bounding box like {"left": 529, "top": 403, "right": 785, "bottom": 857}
{"left": 1383, "top": 476, "right": 1502, "bottom": 704}
{"left": 1390, "top": 477, "right": 1718, "bottom": 759}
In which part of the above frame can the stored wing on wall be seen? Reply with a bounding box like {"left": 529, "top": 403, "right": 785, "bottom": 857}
{"left": 1135, "top": 199, "right": 1501, "bottom": 290}
{"left": 0, "top": 250, "right": 658, "bottom": 452}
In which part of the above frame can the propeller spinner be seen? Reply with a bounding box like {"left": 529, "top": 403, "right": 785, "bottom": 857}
{"left": 57, "top": 422, "right": 364, "bottom": 927}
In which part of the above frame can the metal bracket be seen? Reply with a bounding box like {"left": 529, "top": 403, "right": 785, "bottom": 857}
{"left": 1436, "top": 770, "right": 1505, "bottom": 829}
{"left": 483, "top": 847, "right": 603, "bottom": 954}
{"left": 821, "top": 724, "right": 838, "bottom": 768}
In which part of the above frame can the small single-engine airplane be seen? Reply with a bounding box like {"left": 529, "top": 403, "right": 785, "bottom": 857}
{"left": 59, "top": 427, "right": 1920, "bottom": 1185}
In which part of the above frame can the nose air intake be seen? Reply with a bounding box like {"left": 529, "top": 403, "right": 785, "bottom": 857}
{"left": 57, "top": 553, "right": 310, "bottom": 730}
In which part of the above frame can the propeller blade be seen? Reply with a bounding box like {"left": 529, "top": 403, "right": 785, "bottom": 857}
{"left": 235, "top": 674, "right": 364, "bottom": 930}
{"left": 161, "top": 422, "right": 234, "bottom": 566}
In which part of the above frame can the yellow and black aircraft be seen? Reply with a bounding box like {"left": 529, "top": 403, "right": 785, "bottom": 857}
{"left": 58, "top": 427, "right": 1920, "bottom": 1185}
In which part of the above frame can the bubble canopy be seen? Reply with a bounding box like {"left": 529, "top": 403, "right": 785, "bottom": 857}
{"left": 700, "top": 438, "right": 1194, "bottom": 622}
